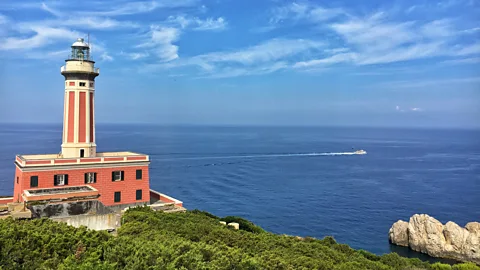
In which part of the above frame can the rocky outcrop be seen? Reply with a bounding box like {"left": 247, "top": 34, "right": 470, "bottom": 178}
{"left": 389, "top": 220, "right": 409, "bottom": 247}
{"left": 389, "top": 214, "right": 480, "bottom": 264}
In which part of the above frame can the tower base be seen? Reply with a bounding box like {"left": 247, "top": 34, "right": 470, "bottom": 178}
{"left": 61, "top": 143, "right": 97, "bottom": 158}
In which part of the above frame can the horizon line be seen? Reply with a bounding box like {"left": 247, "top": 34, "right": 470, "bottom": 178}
{"left": 0, "top": 122, "right": 479, "bottom": 131}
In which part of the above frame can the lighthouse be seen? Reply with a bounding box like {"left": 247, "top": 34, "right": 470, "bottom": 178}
{"left": 5, "top": 38, "right": 183, "bottom": 212}
{"left": 60, "top": 38, "right": 99, "bottom": 158}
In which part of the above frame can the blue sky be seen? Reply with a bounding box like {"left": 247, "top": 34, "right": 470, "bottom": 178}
{"left": 0, "top": 0, "right": 479, "bottom": 128}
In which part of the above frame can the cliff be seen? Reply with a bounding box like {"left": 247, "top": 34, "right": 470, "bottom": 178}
{"left": 389, "top": 214, "right": 480, "bottom": 265}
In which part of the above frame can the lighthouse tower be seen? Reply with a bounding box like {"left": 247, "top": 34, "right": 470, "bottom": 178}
{"left": 8, "top": 37, "right": 183, "bottom": 212}
{"left": 60, "top": 38, "right": 99, "bottom": 158}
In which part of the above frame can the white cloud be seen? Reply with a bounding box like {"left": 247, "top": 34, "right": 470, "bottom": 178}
{"left": 0, "top": 13, "right": 9, "bottom": 25}
{"left": 24, "top": 49, "right": 70, "bottom": 60}
{"left": 198, "top": 62, "right": 288, "bottom": 79}
{"left": 395, "top": 106, "right": 424, "bottom": 113}
{"left": 294, "top": 53, "right": 356, "bottom": 68}
{"left": 324, "top": 48, "right": 349, "bottom": 54}
{"left": 454, "top": 43, "right": 480, "bottom": 56}
{"left": 28, "top": 3, "right": 138, "bottom": 30}
{"left": 40, "top": 2, "right": 62, "bottom": 17}
{"left": 84, "top": 0, "right": 198, "bottom": 16}
{"left": 436, "top": 0, "right": 469, "bottom": 9}
{"left": 330, "top": 13, "right": 417, "bottom": 51}
{"left": 143, "top": 38, "right": 324, "bottom": 78}
{"left": 167, "top": 15, "right": 227, "bottom": 31}
{"left": 357, "top": 42, "right": 444, "bottom": 65}
{"left": 442, "top": 57, "right": 480, "bottom": 65}
{"left": 193, "top": 17, "right": 226, "bottom": 31}
{"left": 196, "top": 38, "right": 323, "bottom": 66}
{"left": 376, "top": 77, "right": 480, "bottom": 89}
{"left": 20, "top": 17, "right": 138, "bottom": 31}
{"left": 420, "top": 19, "right": 455, "bottom": 38}
{"left": 124, "top": 52, "right": 149, "bottom": 60}
{"left": 0, "top": 26, "right": 80, "bottom": 50}
{"left": 406, "top": 5, "right": 417, "bottom": 13}
{"left": 270, "top": 2, "right": 345, "bottom": 24}
{"left": 138, "top": 26, "right": 180, "bottom": 62}
{"left": 60, "top": 17, "right": 138, "bottom": 30}
{"left": 462, "top": 27, "right": 480, "bottom": 34}
{"left": 100, "top": 52, "right": 114, "bottom": 61}
{"left": 293, "top": 13, "right": 476, "bottom": 69}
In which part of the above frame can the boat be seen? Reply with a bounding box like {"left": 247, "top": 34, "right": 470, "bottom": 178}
{"left": 354, "top": 150, "right": 367, "bottom": 155}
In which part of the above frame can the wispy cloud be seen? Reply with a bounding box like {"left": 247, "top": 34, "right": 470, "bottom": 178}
{"left": 0, "top": 26, "right": 80, "bottom": 50}
{"left": 376, "top": 77, "right": 480, "bottom": 89}
{"left": 2, "top": 0, "right": 478, "bottom": 80}
{"left": 167, "top": 15, "right": 227, "bottom": 31}
{"left": 83, "top": 0, "right": 198, "bottom": 16}
{"left": 40, "top": 2, "right": 62, "bottom": 17}
{"left": 396, "top": 106, "right": 425, "bottom": 112}
{"left": 197, "top": 62, "right": 288, "bottom": 79}
{"left": 291, "top": 11, "right": 479, "bottom": 69}
{"left": 137, "top": 26, "right": 180, "bottom": 62}
{"left": 122, "top": 52, "right": 149, "bottom": 60}
{"left": 196, "top": 39, "right": 323, "bottom": 66}
{"left": 442, "top": 57, "right": 480, "bottom": 65}
{"left": 454, "top": 43, "right": 480, "bottom": 56}
{"left": 270, "top": 2, "right": 345, "bottom": 25}
{"left": 20, "top": 17, "right": 138, "bottom": 31}
{"left": 405, "top": 5, "right": 417, "bottom": 13}
{"left": 462, "top": 27, "right": 480, "bottom": 34}
{"left": 31, "top": 3, "right": 139, "bottom": 30}
{"left": 24, "top": 49, "right": 70, "bottom": 60}
{"left": 144, "top": 38, "right": 324, "bottom": 78}
{"left": 294, "top": 53, "right": 356, "bottom": 68}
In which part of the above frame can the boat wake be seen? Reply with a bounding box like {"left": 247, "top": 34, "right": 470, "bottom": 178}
{"left": 158, "top": 151, "right": 365, "bottom": 161}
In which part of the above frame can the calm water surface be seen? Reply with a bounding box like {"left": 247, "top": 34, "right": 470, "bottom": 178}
{"left": 0, "top": 124, "right": 479, "bottom": 256}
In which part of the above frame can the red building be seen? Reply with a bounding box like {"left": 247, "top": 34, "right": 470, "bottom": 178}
{"left": 7, "top": 38, "right": 182, "bottom": 210}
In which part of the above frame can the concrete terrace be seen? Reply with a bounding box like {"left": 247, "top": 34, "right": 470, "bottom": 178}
{"left": 15, "top": 152, "right": 149, "bottom": 167}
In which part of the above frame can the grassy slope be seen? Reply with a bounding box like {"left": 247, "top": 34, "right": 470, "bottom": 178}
{"left": 0, "top": 207, "right": 478, "bottom": 270}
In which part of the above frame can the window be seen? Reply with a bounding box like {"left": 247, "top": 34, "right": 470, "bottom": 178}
{"left": 30, "top": 176, "right": 38, "bottom": 188}
{"left": 69, "top": 81, "right": 75, "bottom": 86}
{"left": 85, "top": 172, "right": 97, "bottom": 184}
{"left": 54, "top": 174, "right": 68, "bottom": 186}
{"left": 114, "top": 192, "right": 121, "bottom": 203}
{"left": 80, "top": 149, "right": 85, "bottom": 157}
{"left": 79, "top": 82, "right": 86, "bottom": 87}
{"left": 112, "top": 171, "right": 124, "bottom": 181}
{"left": 136, "top": 189, "right": 142, "bottom": 200}
{"left": 16, "top": 177, "right": 19, "bottom": 184}
{"left": 90, "top": 82, "right": 94, "bottom": 87}
{"left": 136, "top": 169, "right": 142, "bottom": 180}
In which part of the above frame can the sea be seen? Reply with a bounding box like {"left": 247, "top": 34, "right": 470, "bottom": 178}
{"left": 1, "top": 124, "right": 479, "bottom": 260}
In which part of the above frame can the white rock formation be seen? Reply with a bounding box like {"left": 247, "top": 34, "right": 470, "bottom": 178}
{"left": 389, "top": 214, "right": 480, "bottom": 264}
{"left": 389, "top": 220, "right": 409, "bottom": 247}
{"left": 228, "top": 222, "right": 239, "bottom": 230}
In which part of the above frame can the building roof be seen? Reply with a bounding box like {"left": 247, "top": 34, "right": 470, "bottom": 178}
{"left": 72, "top": 38, "right": 89, "bottom": 48}
{"left": 15, "top": 151, "right": 149, "bottom": 168}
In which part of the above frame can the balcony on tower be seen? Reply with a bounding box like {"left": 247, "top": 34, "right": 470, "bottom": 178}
{"left": 61, "top": 38, "right": 99, "bottom": 79}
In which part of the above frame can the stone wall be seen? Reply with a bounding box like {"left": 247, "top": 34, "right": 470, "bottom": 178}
{"left": 29, "top": 200, "right": 113, "bottom": 218}
{"left": 52, "top": 213, "right": 121, "bottom": 231}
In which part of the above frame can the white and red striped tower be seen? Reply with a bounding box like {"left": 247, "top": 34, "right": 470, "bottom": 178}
{"left": 60, "top": 38, "right": 100, "bottom": 158}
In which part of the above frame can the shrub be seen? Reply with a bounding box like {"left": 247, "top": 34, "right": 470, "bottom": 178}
{"left": 1, "top": 209, "right": 478, "bottom": 270}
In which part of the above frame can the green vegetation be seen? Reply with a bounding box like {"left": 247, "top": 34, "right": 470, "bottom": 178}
{"left": 0, "top": 207, "right": 478, "bottom": 270}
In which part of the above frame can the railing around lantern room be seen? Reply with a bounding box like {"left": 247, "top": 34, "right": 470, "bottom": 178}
{"left": 61, "top": 66, "right": 100, "bottom": 74}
